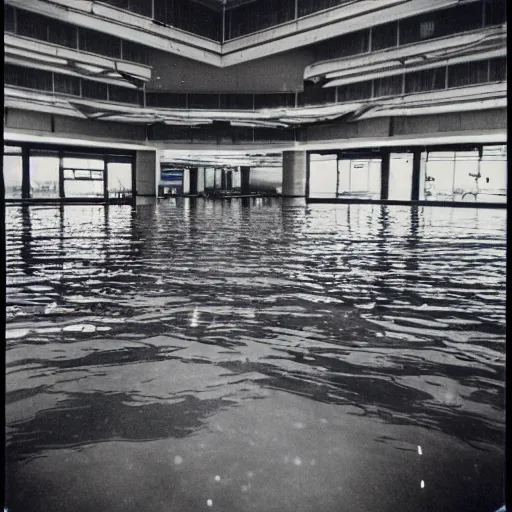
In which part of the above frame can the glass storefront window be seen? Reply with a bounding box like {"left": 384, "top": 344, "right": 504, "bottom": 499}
{"left": 388, "top": 154, "right": 413, "bottom": 201}
{"left": 3, "top": 147, "right": 23, "bottom": 199}
{"left": 107, "top": 162, "right": 132, "bottom": 199}
{"left": 309, "top": 154, "right": 338, "bottom": 199}
{"left": 30, "top": 151, "right": 60, "bottom": 199}
{"left": 478, "top": 146, "right": 507, "bottom": 203}
{"left": 424, "top": 151, "right": 456, "bottom": 201}
{"left": 337, "top": 159, "right": 381, "bottom": 199}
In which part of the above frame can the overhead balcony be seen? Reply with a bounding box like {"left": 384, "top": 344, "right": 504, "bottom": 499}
{"left": 6, "top": 0, "right": 504, "bottom": 67}
{"left": 5, "top": 33, "right": 152, "bottom": 88}
{"left": 5, "top": 80, "right": 506, "bottom": 132}
{"left": 305, "top": 25, "right": 507, "bottom": 88}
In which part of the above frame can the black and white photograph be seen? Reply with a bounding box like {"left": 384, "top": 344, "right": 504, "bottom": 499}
{"left": 3, "top": 0, "right": 507, "bottom": 511}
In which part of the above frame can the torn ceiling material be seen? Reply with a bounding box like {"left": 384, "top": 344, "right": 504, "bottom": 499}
{"left": 4, "top": 82, "right": 506, "bottom": 130}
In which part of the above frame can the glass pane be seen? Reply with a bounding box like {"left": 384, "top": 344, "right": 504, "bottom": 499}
{"left": 64, "top": 179, "right": 104, "bottom": 198}
{"left": 424, "top": 152, "right": 456, "bottom": 200}
{"left": 62, "top": 158, "right": 104, "bottom": 170}
{"left": 388, "top": 154, "right": 413, "bottom": 201}
{"left": 350, "top": 161, "right": 370, "bottom": 193}
{"left": 204, "top": 168, "right": 215, "bottom": 189}
{"left": 337, "top": 159, "right": 351, "bottom": 195}
{"left": 4, "top": 145, "right": 22, "bottom": 154}
{"left": 309, "top": 155, "right": 337, "bottom": 198}
{"left": 30, "top": 154, "right": 60, "bottom": 198}
{"left": 478, "top": 145, "right": 507, "bottom": 203}
{"left": 453, "top": 151, "right": 480, "bottom": 201}
{"left": 107, "top": 162, "right": 132, "bottom": 198}
{"left": 3, "top": 155, "right": 23, "bottom": 199}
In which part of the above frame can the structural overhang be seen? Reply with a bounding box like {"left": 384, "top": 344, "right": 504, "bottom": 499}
{"left": 6, "top": 0, "right": 486, "bottom": 68}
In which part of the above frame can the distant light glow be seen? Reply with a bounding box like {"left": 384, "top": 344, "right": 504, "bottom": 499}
{"left": 418, "top": 446, "right": 423, "bottom": 455}
{"left": 215, "top": 475, "right": 221, "bottom": 482}
{"left": 207, "top": 499, "right": 213, "bottom": 507}
{"left": 174, "top": 455, "right": 183, "bottom": 465}
{"left": 421, "top": 480, "right": 425, "bottom": 489}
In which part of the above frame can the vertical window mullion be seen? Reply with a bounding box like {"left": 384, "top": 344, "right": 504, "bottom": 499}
{"left": 13, "top": 7, "right": 18, "bottom": 34}
{"left": 368, "top": 26, "right": 372, "bottom": 52}
{"left": 482, "top": 0, "right": 486, "bottom": 27}
{"left": 335, "top": 86, "right": 338, "bottom": 103}
{"left": 396, "top": 20, "right": 400, "bottom": 46}
{"left": 120, "top": 39, "right": 123, "bottom": 60}
{"left": 445, "top": 64, "right": 449, "bottom": 89}
{"left": 402, "top": 71, "right": 405, "bottom": 95}
{"left": 103, "top": 157, "right": 108, "bottom": 200}
{"left": 371, "top": 80, "right": 375, "bottom": 98}
{"left": 52, "top": 72, "right": 55, "bottom": 95}
{"left": 487, "top": 59, "right": 491, "bottom": 82}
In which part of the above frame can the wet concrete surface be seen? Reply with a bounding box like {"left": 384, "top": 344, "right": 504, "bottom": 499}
{"left": 4, "top": 198, "right": 506, "bottom": 512}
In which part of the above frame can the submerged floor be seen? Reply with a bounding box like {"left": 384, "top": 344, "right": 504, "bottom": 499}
{"left": 5, "top": 199, "right": 506, "bottom": 512}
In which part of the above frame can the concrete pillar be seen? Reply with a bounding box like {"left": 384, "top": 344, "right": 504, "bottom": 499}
{"left": 135, "top": 150, "right": 157, "bottom": 197}
{"left": 226, "top": 170, "right": 233, "bottom": 189}
{"left": 240, "top": 166, "right": 250, "bottom": 195}
{"left": 380, "top": 151, "right": 390, "bottom": 200}
{"left": 221, "top": 169, "right": 227, "bottom": 189}
{"left": 282, "top": 150, "right": 306, "bottom": 197}
{"left": 182, "top": 169, "right": 190, "bottom": 195}
{"left": 411, "top": 150, "right": 422, "bottom": 201}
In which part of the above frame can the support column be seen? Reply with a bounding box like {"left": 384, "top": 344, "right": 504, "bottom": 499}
{"left": 282, "top": 150, "right": 306, "bottom": 197}
{"left": 226, "top": 170, "right": 233, "bottom": 189}
{"left": 135, "top": 150, "right": 157, "bottom": 197}
{"left": 22, "top": 146, "right": 30, "bottom": 199}
{"left": 411, "top": 150, "right": 422, "bottom": 201}
{"left": 240, "top": 166, "right": 250, "bottom": 195}
{"left": 189, "top": 167, "right": 198, "bottom": 195}
{"left": 380, "top": 151, "right": 390, "bottom": 200}
{"left": 182, "top": 169, "right": 190, "bottom": 196}
{"left": 221, "top": 169, "right": 227, "bottom": 190}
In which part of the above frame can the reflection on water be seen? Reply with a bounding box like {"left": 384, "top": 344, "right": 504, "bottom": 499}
{"left": 5, "top": 199, "right": 506, "bottom": 512}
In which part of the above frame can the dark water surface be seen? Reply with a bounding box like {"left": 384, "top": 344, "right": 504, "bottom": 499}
{"left": 5, "top": 199, "right": 506, "bottom": 512}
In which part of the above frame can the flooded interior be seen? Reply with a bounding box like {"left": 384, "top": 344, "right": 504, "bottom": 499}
{"left": 4, "top": 199, "right": 506, "bottom": 512}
